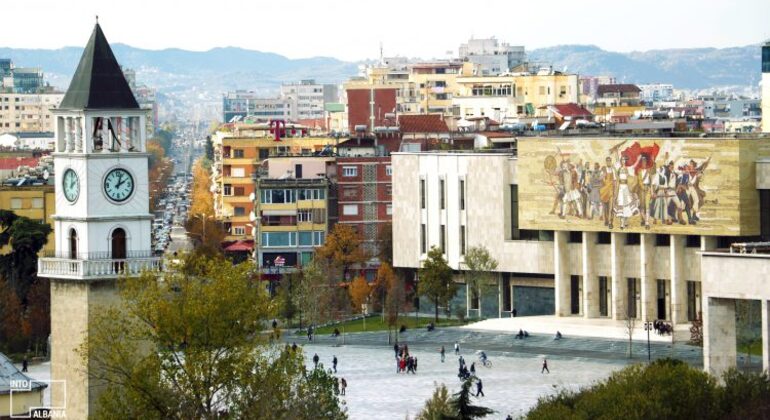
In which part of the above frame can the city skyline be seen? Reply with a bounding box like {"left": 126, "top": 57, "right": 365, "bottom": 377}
{"left": 4, "top": 0, "right": 770, "bottom": 61}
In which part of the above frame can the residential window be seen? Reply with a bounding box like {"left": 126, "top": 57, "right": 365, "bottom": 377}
{"left": 386, "top": 165, "right": 393, "bottom": 176}
{"left": 232, "top": 167, "right": 245, "bottom": 177}
{"left": 538, "top": 86, "right": 545, "bottom": 95}
{"left": 460, "top": 225, "right": 466, "bottom": 255}
{"left": 421, "top": 224, "right": 426, "bottom": 254}
{"left": 385, "top": 185, "right": 392, "bottom": 196}
{"left": 420, "top": 179, "right": 426, "bottom": 209}
{"left": 314, "top": 231, "right": 325, "bottom": 246}
{"left": 439, "top": 179, "right": 445, "bottom": 210}
{"left": 223, "top": 184, "right": 232, "bottom": 196}
{"left": 343, "top": 166, "right": 357, "bottom": 177}
{"left": 343, "top": 204, "right": 358, "bottom": 215}
{"left": 31, "top": 198, "right": 44, "bottom": 209}
{"left": 10, "top": 198, "right": 22, "bottom": 209}
{"left": 299, "top": 231, "right": 313, "bottom": 246}
{"left": 298, "top": 210, "right": 312, "bottom": 222}
{"left": 261, "top": 232, "right": 297, "bottom": 247}
{"left": 233, "top": 226, "right": 246, "bottom": 236}
{"left": 459, "top": 179, "right": 465, "bottom": 210}
{"left": 568, "top": 231, "right": 583, "bottom": 243}
{"left": 386, "top": 203, "right": 393, "bottom": 215}
{"left": 597, "top": 232, "right": 611, "bottom": 244}
{"left": 440, "top": 224, "right": 446, "bottom": 253}
{"left": 258, "top": 148, "right": 270, "bottom": 159}
{"left": 233, "top": 206, "right": 246, "bottom": 216}
{"left": 261, "top": 189, "right": 296, "bottom": 204}
{"left": 234, "top": 186, "right": 245, "bottom": 196}
{"left": 233, "top": 149, "right": 245, "bottom": 158}
{"left": 656, "top": 234, "right": 670, "bottom": 247}
{"left": 626, "top": 233, "right": 640, "bottom": 245}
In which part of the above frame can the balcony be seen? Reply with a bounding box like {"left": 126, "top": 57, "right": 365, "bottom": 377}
{"left": 38, "top": 251, "right": 161, "bottom": 280}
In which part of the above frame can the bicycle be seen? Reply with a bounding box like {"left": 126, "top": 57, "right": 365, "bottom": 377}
{"left": 479, "top": 357, "right": 492, "bottom": 368}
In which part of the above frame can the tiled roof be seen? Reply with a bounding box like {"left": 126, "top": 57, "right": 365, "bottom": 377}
{"left": 0, "top": 157, "right": 39, "bottom": 170}
{"left": 398, "top": 114, "right": 449, "bottom": 133}
{"left": 597, "top": 84, "right": 641, "bottom": 95}
{"left": 550, "top": 103, "right": 593, "bottom": 118}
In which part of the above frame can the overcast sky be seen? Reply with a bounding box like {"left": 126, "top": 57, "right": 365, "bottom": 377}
{"left": 5, "top": 0, "right": 770, "bottom": 61}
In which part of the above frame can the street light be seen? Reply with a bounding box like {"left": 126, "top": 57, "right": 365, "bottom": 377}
{"left": 644, "top": 321, "right": 653, "bottom": 362}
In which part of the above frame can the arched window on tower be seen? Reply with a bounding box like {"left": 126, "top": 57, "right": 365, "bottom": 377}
{"left": 68, "top": 228, "right": 78, "bottom": 259}
{"left": 111, "top": 228, "right": 126, "bottom": 273}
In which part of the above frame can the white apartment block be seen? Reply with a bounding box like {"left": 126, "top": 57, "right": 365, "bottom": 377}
{"left": 0, "top": 92, "right": 63, "bottom": 133}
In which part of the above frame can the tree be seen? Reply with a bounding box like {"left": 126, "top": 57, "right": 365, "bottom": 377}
{"left": 315, "top": 224, "right": 368, "bottom": 282}
{"left": 418, "top": 246, "right": 456, "bottom": 323}
{"left": 204, "top": 136, "right": 214, "bottom": 162}
{"left": 83, "top": 254, "right": 346, "bottom": 419}
{"left": 147, "top": 139, "right": 174, "bottom": 208}
{"left": 0, "top": 210, "right": 52, "bottom": 302}
{"left": 624, "top": 313, "right": 636, "bottom": 359}
{"left": 417, "top": 382, "right": 453, "bottom": 420}
{"left": 0, "top": 278, "right": 24, "bottom": 353}
{"left": 276, "top": 274, "right": 298, "bottom": 326}
{"left": 377, "top": 223, "right": 393, "bottom": 265}
{"left": 384, "top": 268, "right": 406, "bottom": 336}
{"left": 348, "top": 276, "right": 371, "bottom": 314}
{"left": 296, "top": 260, "right": 335, "bottom": 327}
{"left": 462, "top": 246, "right": 498, "bottom": 317}
{"left": 446, "top": 378, "right": 495, "bottom": 420}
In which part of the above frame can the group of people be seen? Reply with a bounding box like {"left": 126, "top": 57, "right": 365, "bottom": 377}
{"left": 547, "top": 140, "right": 710, "bottom": 230}
{"left": 515, "top": 329, "right": 530, "bottom": 339}
{"left": 311, "top": 352, "right": 348, "bottom": 395}
{"left": 394, "top": 343, "right": 419, "bottom": 374}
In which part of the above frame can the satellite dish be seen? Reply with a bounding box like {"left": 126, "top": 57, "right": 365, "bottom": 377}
{"left": 43, "top": 169, "right": 50, "bottom": 180}
{"left": 249, "top": 211, "right": 256, "bottom": 222}
{"left": 248, "top": 192, "right": 256, "bottom": 201}
{"left": 251, "top": 227, "right": 256, "bottom": 236}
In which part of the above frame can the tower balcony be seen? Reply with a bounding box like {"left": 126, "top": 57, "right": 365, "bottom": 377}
{"left": 38, "top": 250, "right": 161, "bottom": 280}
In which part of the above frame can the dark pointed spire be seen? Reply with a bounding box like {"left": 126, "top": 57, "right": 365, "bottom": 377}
{"left": 59, "top": 23, "right": 139, "bottom": 110}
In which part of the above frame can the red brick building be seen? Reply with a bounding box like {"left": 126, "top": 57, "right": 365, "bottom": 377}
{"left": 346, "top": 87, "right": 397, "bottom": 133}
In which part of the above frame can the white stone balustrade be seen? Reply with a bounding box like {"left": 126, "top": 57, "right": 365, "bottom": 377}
{"left": 38, "top": 257, "right": 161, "bottom": 280}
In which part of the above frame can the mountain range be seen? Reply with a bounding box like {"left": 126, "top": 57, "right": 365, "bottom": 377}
{"left": 0, "top": 43, "right": 762, "bottom": 120}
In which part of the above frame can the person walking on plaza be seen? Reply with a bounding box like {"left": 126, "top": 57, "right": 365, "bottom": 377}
{"left": 313, "top": 353, "right": 320, "bottom": 369}
{"left": 476, "top": 378, "right": 485, "bottom": 397}
{"left": 332, "top": 355, "right": 338, "bottom": 373}
{"left": 470, "top": 362, "right": 476, "bottom": 376}
{"left": 541, "top": 358, "right": 550, "bottom": 374}
{"left": 440, "top": 345, "right": 445, "bottom": 362}
{"left": 307, "top": 326, "right": 314, "bottom": 341}
{"left": 21, "top": 357, "right": 28, "bottom": 373}
{"left": 340, "top": 378, "right": 347, "bottom": 395}
{"left": 454, "top": 342, "right": 460, "bottom": 355}
{"left": 394, "top": 343, "right": 399, "bottom": 359}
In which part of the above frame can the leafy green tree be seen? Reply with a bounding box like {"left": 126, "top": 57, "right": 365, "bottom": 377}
{"left": 0, "top": 210, "right": 52, "bottom": 303}
{"left": 276, "top": 274, "right": 298, "bottom": 326}
{"left": 417, "top": 382, "right": 453, "bottom": 420}
{"left": 446, "top": 378, "right": 494, "bottom": 420}
{"left": 83, "top": 254, "right": 346, "bottom": 419}
{"left": 462, "top": 246, "right": 498, "bottom": 316}
{"left": 296, "top": 260, "right": 335, "bottom": 327}
{"left": 205, "top": 136, "right": 214, "bottom": 162}
{"left": 418, "top": 246, "right": 456, "bottom": 323}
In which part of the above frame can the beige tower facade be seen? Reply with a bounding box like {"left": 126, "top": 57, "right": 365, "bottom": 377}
{"left": 37, "top": 24, "right": 159, "bottom": 418}
{"left": 763, "top": 42, "right": 770, "bottom": 133}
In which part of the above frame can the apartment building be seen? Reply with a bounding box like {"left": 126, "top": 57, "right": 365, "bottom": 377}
{"left": 453, "top": 70, "right": 580, "bottom": 122}
{"left": 392, "top": 136, "right": 770, "bottom": 326}
{"left": 281, "top": 79, "right": 338, "bottom": 120}
{"left": 458, "top": 37, "right": 526, "bottom": 76}
{"left": 0, "top": 92, "right": 64, "bottom": 133}
{"left": 254, "top": 156, "right": 335, "bottom": 270}
{"left": 222, "top": 91, "right": 292, "bottom": 123}
{"left": 0, "top": 183, "right": 56, "bottom": 254}
{"left": 211, "top": 124, "right": 335, "bottom": 243}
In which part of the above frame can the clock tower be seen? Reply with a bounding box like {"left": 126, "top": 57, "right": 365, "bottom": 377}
{"left": 38, "top": 23, "right": 159, "bottom": 418}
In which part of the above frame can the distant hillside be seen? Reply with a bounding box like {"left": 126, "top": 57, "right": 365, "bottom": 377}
{"left": 528, "top": 44, "right": 761, "bottom": 89}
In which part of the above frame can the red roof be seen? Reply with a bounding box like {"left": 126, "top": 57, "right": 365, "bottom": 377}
{"left": 550, "top": 103, "right": 593, "bottom": 118}
{"left": 224, "top": 240, "right": 253, "bottom": 252}
{"left": 597, "top": 84, "right": 641, "bottom": 95}
{"left": 0, "top": 157, "right": 39, "bottom": 170}
{"left": 398, "top": 114, "right": 449, "bottom": 133}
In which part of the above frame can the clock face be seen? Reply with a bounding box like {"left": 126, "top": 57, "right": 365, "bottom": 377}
{"left": 103, "top": 168, "right": 135, "bottom": 203}
{"left": 62, "top": 168, "right": 80, "bottom": 203}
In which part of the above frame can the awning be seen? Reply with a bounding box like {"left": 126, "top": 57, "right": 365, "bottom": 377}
{"left": 262, "top": 209, "right": 297, "bottom": 216}
{"left": 224, "top": 240, "right": 253, "bottom": 252}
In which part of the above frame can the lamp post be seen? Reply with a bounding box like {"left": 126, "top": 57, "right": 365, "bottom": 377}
{"left": 644, "top": 321, "right": 653, "bottom": 362}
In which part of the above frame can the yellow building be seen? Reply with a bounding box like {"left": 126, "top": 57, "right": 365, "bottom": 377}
{"left": 0, "top": 184, "right": 55, "bottom": 254}
{"left": 453, "top": 71, "right": 580, "bottom": 123}
{"left": 211, "top": 125, "right": 336, "bottom": 242}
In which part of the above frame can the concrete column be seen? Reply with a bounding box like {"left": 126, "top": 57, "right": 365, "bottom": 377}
{"left": 139, "top": 116, "right": 146, "bottom": 152}
{"left": 119, "top": 116, "right": 128, "bottom": 151}
{"left": 640, "top": 233, "right": 656, "bottom": 322}
{"left": 611, "top": 232, "right": 626, "bottom": 320}
{"left": 75, "top": 117, "right": 83, "bottom": 152}
{"left": 763, "top": 300, "right": 770, "bottom": 372}
{"left": 498, "top": 274, "right": 503, "bottom": 318}
{"left": 670, "top": 235, "right": 687, "bottom": 324}
{"left": 102, "top": 117, "right": 110, "bottom": 153}
{"left": 704, "top": 297, "right": 736, "bottom": 377}
{"left": 554, "top": 230, "right": 570, "bottom": 317}
{"left": 64, "top": 117, "right": 73, "bottom": 152}
{"left": 582, "top": 232, "right": 599, "bottom": 318}
{"left": 126, "top": 117, "right": 134, "bottom": 150}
